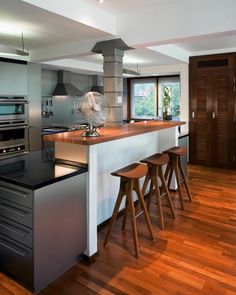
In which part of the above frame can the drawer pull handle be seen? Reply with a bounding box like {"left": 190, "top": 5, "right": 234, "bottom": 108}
{"left": 0, "top": 185, "right": 27, "bottom": 198}
{"left": 0, "top": 222, "right": 26, "bottom": 237}
{"left": 0, "top": 240, "right": 26, "bottom": 256}
{"left": 0, "top": 204, "right": 28, "bottom": 217}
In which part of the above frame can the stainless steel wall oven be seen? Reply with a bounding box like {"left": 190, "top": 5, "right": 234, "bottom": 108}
{"left": 0, "top": 96, "right": 28, "bottom": 120}
{"left": 0, "top": 96, "right": 29, "bottom": 159}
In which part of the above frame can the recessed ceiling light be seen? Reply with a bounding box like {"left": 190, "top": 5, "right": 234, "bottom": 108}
{"left": 98, "top": 0, "right": 104, "bottom": 3}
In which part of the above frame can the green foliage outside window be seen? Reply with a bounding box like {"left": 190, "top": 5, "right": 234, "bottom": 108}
{"left": 131, "top": 78, "right": 180, "bottom": 120}
{"left": 162, "top": 82, "right": 180, "bottom": 118}
{"left": 133, "top": 83, "right": 156, "bottom": 118}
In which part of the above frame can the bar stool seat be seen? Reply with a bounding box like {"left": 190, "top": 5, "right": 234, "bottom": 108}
{"left": 111, "top": 163, "right": 148, "bottom": 179}
{"left": 164, "top": 146, "right": 192, "bottom": 210}
{"left": 140, "top": 153, "right": 175, "bottom": 230}
{"left": 104, "top": 163, "right": 155, "bottom": 258}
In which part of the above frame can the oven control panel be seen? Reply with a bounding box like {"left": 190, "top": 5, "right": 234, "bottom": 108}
{"left": 0, "top": 144, "right": 28, "bottom": 157}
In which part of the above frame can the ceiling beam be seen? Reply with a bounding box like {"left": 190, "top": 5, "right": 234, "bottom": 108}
{"left": 22, "top": 0, "right": 116, "bottom": 35}
{"left": 148, "top": 45, "right": 189, "bottom": 63}
{"left": 30, "top": 37, "right": 112, "bottom": 62}
{"left": 42, "top": 58, "right": 103, "bottom": 74}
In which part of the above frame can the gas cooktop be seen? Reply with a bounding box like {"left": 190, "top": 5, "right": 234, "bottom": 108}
{"left": 42, "top": 124, "right": 87, "bottom": 134}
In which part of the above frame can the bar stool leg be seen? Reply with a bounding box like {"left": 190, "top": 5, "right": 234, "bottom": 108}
{"left": 141, "top": 168, "right": 153, "bottom": 211}
{"left": 122, "top": 197, "right": 129, "bottom": 231}
{"left": 166, "top": 160, "right": 173, "bottom": 190}
{"left": 178, "top": 156, "right": 192, "bottom": 202}
{"left": 146, "top": 178, "right": 154, "bottom": 211}
{"left": 164, "top": 161, "right": 171, "bottom": 181}
{"left": 152, "top": 168, "right": 165, "bottom": 230}
{"left": 159, "top": 167, "right": 176, "bottom": 219}
{"left": 173, "top": 157, "right": 184, "bottom": 210}
{"left": 104, "top": 180, "right": 126, "bottom": 246}
{"left": 142, "top": 169, "right": 151, "bottom": 196}
{"left": 127, "top": 180, "right": 139, "bottom": 258}
{"left": 134, "top": 179, "right": 155, "bottom": 241}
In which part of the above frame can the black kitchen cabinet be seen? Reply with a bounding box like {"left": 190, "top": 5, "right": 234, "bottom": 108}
{"left": 0, "top": 151, "right": 87, "bottom": 292}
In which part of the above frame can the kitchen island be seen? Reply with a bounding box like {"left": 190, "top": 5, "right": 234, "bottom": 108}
{"left": 0, "top": 150, "right": 87, "bottom": 292}
{"left": 44, "top": 120, "right": 185, "bottom": 258}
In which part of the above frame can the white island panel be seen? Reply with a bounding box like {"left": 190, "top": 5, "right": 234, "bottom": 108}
{"left": 55, "top": 126, "right": 178, "bottom": 257}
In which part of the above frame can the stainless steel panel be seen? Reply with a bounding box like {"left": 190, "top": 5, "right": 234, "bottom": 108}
{"left": 0, "top": 215, "right": 32, "bottom": 248}
{"left": 0, "top": 181, "right": 32, "bottom": 208}
{"left": 34, "top": 172, "right": 87, "bottom": 292}
{"left": 0, "top": 198, "right": 32, "bottom": 228}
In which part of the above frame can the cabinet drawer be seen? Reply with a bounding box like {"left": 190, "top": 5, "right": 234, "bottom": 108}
{"left": 0, "top": 182, "right": 32, "bottom": 208}
{"left": 0, "top": 198, "right": 32, "bottom": 228}
{"left": 0, "top": 234, "right": 33, "bottom": 290}
{"left": 0, "top": 216, "right": 32, "bottom": 248}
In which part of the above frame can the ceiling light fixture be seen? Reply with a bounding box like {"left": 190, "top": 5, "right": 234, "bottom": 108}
{"left": 98, "top": 0, "right": 104, "bottom": 3}
{"left": 0, "top": 33, "right": 29, "bottom": 57}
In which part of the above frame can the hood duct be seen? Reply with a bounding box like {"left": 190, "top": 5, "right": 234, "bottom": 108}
{"left": 52, "top": 70, "right": 83, "bottom": 96}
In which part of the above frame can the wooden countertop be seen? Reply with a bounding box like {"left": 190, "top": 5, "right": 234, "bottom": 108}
{"left": 43, "top": 120, "right": 185, "bottom": 146}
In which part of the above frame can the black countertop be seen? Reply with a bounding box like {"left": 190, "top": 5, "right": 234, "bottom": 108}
{"left": 0, "top": 150, "right": 87, "bottom": 190}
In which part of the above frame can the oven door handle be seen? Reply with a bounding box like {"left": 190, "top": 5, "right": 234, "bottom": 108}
{"left": 0, "top": 125, "right": 29, "bottom": 131}
{"left": 0, "top": 100, "right": 28, "bottom": 104}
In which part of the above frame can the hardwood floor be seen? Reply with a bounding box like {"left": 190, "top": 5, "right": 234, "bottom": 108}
{"left": 1, "top": 165, "right": 236, "bottom": 295}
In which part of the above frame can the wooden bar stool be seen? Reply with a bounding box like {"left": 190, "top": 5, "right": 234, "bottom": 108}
{"left": 163, "top": 146, "right": 192, "bottom": 210}
{"left": 104, "top": 163, "right": 155, "bottom": 258}
{"left": 140, "top": 153, "right": 176, "bottom": 230}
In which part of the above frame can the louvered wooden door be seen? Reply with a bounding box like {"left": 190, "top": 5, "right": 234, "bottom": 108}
{"left": 212, "top": 70, "right": 235, "bottom": 168}
{"left": 189, "top": 72, "right": 212, "bottom": 165}
{"left": 189, "top": 54, "right": 236, "bottom": 168}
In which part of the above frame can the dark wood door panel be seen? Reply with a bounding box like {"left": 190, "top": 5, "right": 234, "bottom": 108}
{"left": 213, "top": 71, "right": 235, "bottom": 168}
{"left": 189, "top": 53, "right": 236, "bottom": 169}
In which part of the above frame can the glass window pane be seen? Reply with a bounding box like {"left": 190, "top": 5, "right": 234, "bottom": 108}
{"left": 130, "top": 79, "right": 157, "bottom": 119}
{"left": 158, "top": 76, "right": 180, "bottom": 120}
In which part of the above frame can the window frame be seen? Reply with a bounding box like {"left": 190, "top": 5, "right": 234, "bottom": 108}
{"left": 127, "top": 75, "right": 180, "bottom": 121}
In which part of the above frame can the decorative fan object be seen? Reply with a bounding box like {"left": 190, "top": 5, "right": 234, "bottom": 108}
{"left": 76, "top": 91, "right": 110, "bottom": 137}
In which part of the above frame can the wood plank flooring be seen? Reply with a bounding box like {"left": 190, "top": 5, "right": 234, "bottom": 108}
{"left": 1, "top": 165, "right": 236, "bottom": 295}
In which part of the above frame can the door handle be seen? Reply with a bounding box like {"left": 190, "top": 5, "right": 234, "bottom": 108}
{"left": 0, "top": 185, "right": 27, "bottom": 198}
{"left": 0, "top": 240, "right": 26, "bottom": 256}
{"left": 212, "top": 112, "right": 216, "bottom": 119}
{"left": 192, "top": 112, "right": 195, "bottom": 118}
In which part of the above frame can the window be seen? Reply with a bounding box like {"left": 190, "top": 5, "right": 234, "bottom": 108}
{"left": 158, "top": 76, "right": 180, "bottom": 119}
{"left": 129, "top": 76, "right": 180, "bottom": 120}
{"left": 130, "top": 78, "right": 157, "bottom": 119}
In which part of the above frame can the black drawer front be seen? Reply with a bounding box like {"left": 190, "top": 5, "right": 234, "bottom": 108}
{"left": 0, "top": 216, "right": 32, "bottom": 248}
{"left": 0, "top": 182, "right": 32, "bottom": 208}
{"left": 0, "top": 234, "right": 33, "bottom": 290}
{"left": 0, "top": 198, "right": 32, "bottom": 228}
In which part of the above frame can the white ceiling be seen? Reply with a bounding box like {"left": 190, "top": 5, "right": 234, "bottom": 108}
{"left": 84, "top": 0, "right": 166, "bottom": 16}
{"left": 0, "top": 0, "right": 112, "bottom": 50}
{"left": 0, "top": 0, "right": 236, "bottom": 75}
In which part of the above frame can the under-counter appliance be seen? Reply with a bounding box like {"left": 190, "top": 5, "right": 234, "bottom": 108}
{"left": 0, "top": 96, "right": 29, "bottom": 159}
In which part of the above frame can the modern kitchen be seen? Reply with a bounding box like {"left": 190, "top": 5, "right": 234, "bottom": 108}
{"left": 0, "top": 1, "right": 236, "bottom": 295}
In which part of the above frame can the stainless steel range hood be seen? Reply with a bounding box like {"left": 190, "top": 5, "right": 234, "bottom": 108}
{"left": 52, "top": 70, "right": 83, "bottom": 96}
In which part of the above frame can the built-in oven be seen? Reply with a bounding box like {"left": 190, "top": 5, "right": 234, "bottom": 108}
{"left": 0, "top": 96, "right": 28, "bottom": 121}
{"left": 0, "top": 120, "right": 29, "bottom": 159}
